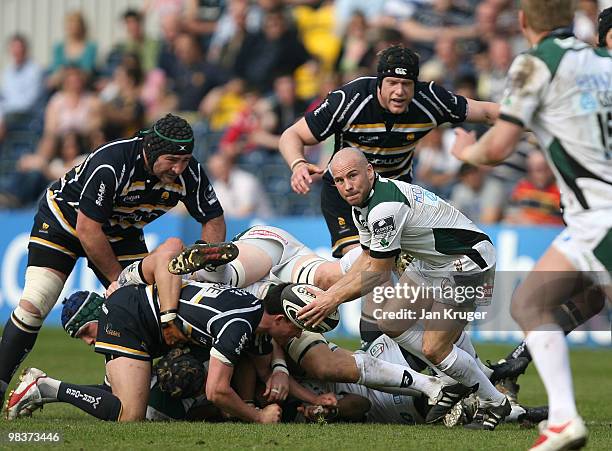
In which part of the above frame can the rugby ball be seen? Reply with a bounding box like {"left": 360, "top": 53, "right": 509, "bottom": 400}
{"left": 281, "top": 283, "right": 340, "bottom": 334}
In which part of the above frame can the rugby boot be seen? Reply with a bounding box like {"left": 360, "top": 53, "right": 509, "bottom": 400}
{"left": 168, "top": 241, "right": 239, "bottom": 275}
{"left": 487, "top": 357, "right": 530, "bottom": 385}
{"left": 529, "top": 417, "right": 587, "bottom": 450}
{"left": 426, "top": 383, "right": 476, "bottom": 424}
{"left": 464, "top": 397, "right": 512, "bottom": 430}
{"left": 5, "top": 368, "right": 46, "bottom": 420}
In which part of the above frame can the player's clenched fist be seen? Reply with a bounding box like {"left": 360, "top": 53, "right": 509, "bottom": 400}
{"left": 257, "top": 403, "right": 282, "bottom": 423}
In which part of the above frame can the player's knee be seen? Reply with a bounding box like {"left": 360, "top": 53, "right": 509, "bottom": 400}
{"left": 157, "top": 237, "right": 184, "bottom": 254}
{"left": 421, "top": 340, "right": 447, "bottom": 365}
{"left": 16, "top": 267, "right": 65, "bottom": 329}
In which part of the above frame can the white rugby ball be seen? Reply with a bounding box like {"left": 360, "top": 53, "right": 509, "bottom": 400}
{"left": 281, "top": 283, "right": 340, "bottom": 333}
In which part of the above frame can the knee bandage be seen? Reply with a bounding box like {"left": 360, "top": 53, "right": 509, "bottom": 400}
{"left": 15, "top": 267, "right": 65, "bottom": 330}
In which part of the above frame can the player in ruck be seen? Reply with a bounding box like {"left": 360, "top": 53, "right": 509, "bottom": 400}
{"left": 0, "top": 114, "right": 229, "bottom": 407}
{"left": 5, "top": 281, "right": 312, "bottom": 423}
{"left": 298, "top": 148, "right": 511, "bottom": 429}
{"left": 451, "top": 1, "right": 612, "bottom": 449}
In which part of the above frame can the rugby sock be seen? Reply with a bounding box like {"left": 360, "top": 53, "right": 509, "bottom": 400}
{"left": 525, "top": 325, "right": 577, "bottom": 424}
{"left": 353, "top": 353, "right": 441, "bottom": 400}
{"left": 37, "top": 376, "right": 61, "bottom": 399}
{"left": 192, "top": 261, "right": 245, "bottom": 287}
{"left": 505, "top": 301, "right": 580, "bottom": 363}
{"left": 0, "top": 318, "right": 39, "bottom": 388}
{"left": 57, "top": 382, "right": 122, "bottom": 421}
{"left": 455, "top": 332, "right": 494, "bottom": 379}
{"left": 392, "top": 326, "right": 456, "bottom": 385}
{"left": 436, "top": 345, "right": 505, "bottom": 405}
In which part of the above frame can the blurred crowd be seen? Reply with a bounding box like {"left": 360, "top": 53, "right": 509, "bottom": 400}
{"left": 0, "top": 0, "right": 606, "bottom": 224}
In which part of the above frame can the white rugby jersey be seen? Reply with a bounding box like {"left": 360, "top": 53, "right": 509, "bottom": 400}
{"left": 499, "top": 30, "right": 612, "bottom": 219}
{"left": 353, "top": 176, "right": 491, "bottom": 269}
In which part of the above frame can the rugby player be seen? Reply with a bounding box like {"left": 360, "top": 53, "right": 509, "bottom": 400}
{"left": 0, "top": 113, "right": 227, "bottom": 407}
{"left": 5, "top": 281, "right": 309, "bottom": 423}
{"left": 298, "top": 148, "right": 511, "bottom": 429}
{"left": 451, "top": 1, "right": 612, "bottom": 448}
{"left": 280, "top": 43, "right": 500, "bottom": 343}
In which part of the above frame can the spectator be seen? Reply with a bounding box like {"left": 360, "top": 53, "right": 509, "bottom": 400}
{"left": 168, "top": 32, "right": 229, "bottom": 114}
{"left": 397, "top": 0, "right": 477, "bottom": 62}
{"left": 200, "top": 78, "right": 249, "bottom": 132}
{"left": 574, "top": 0, "right": 599, "bottom": 45}
{"left": 477, "top": 36, "right": 514, "bottom": 102}
{"left": 505, "top": 151, "right": 563, "bottom": 225}
{"left": 415, "top": 128, "right": 460, "bottom": 199}
{"left": 0, "top": 34, "right": 42, "bottom": 141}
{"left": 334, "top": 11, "right": 374, "bottom": 82}
{"left": 106, "top": 9, "right": 160, "bottom": 75}
{"left": 0, "top": 132, "right": 88, "bottom": 208}
{"left": 420, "top": 35, "right": 475, "bottom": 89}
{"left": 218, "top": 89, "right": 278, "bottom": 160}
{"left": 184, "top": 0, "right": 225, "bottom": 51}
{"left": 207, "top": 152, "right": 273, "bottom": 218}
{"left": 157, "top": 13, "right": 183, "bottom": 79}
{"left": 234, "top": 7, "right": 311, "bottom": 93}
{"left": 450, "top": 163, "right": 499, "bottom": 223}
{"left": 100, "top": 56, "right": 145, "bottom": 140}
{"left": 36, "top": 66, "right": 103, "bottom": 161}
{"left": 47, "top": 11, "right": 97, "bottom": 90}
{"left": 269, "top": 74, "right": 309, "bottom": 136}
{"left": 208, "top": 0, "right": 253, "bottom": 72}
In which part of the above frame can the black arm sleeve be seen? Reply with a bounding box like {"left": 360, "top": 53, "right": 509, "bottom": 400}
{"left": 427, "top": 81, "right": 468, "bottom": 124}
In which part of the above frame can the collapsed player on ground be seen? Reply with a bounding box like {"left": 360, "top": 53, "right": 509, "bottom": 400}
{"left": 6, "top": 280, "right": 316, "bottom": 423}
{"left": 451, "top": 1, "right": 612, "bottom": 449}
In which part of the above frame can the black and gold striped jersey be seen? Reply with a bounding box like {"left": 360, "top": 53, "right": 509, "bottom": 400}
{"left": 40, "top": 136, "right": 223, "bottom": 240}
{"left": 305, "top": 77, "right": 468, "bottom": 181}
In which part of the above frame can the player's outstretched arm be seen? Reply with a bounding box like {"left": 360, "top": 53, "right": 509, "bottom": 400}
{"left": 465, "top": 98, "right": 500, "bottom": 125}
{"left": 206, "top": 356, "right": 282, "bottom": 423}
{"left": 451, "top": 120, "right": 524, "bottom": 166}
{"left": 279, "top": 118, "right": 324, "bottom": 195}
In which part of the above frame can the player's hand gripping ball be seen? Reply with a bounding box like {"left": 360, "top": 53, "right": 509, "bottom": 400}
{"left": 281, "top": 284, "right": 340, "bottom": 333}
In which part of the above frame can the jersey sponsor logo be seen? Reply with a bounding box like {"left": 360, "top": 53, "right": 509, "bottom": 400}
{"left": 123, "top": 194, "right": 141, "bottom": 202}
{"left": 358, "top": 135, "right": 379, "bottom": 144}
{"left": 406, "top": 133, "right": 415, "bottom": 141}
{"left": 372, "top": 216, "right": 396, "bottom": 238}
{"left": 104, "top": 323, "right": 121, "bottom": 338}
{"left": 411, "top": 186, "right": 438, "bottom": 206}
{"left": 394, "top": 68, "right": 407, "bottom": 75}
{"left": 338, "top": 92, "right": 361, "bottom": 123}
{"left": 313, "top": 99, "right": 329, "bottom": 116}
{"left": 95, "top": 181, "right": 106, "bottom": 206}
{"left": 368, "top": 342, "right": 384, "bottom": 358}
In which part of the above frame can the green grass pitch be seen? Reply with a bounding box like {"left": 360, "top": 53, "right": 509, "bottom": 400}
{"left": 0, "top": 328, "right": 610, "bottom": 450}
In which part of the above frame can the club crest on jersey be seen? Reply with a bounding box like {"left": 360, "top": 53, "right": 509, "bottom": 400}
{"left": 369, "top": 342, "right": 384, "bottom": 358}
{"left": 161, "top": 191, "right": 170, "bottom": 200}
{"left": 373, "top": 216, "right": 396, "bottom": 238}
{"left": 406, "top": 133, "right": 415, "bottom": 141}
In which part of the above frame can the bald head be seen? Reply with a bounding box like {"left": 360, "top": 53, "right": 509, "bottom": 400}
{"left": 330, "top": 148, "right": 369, "bottom": 177}
{"left": 330, "top": 148, "right": 375, "bottom": 206}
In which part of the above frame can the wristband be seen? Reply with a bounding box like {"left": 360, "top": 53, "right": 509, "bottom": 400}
{"left": 290, "top": 158, "right": 307, "bottom": 171}
{"left": 272, "top": 358, "right": 289, "bottom": 375}
{"left": 160, "top": 310, "right": 178, "bottom": 323}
